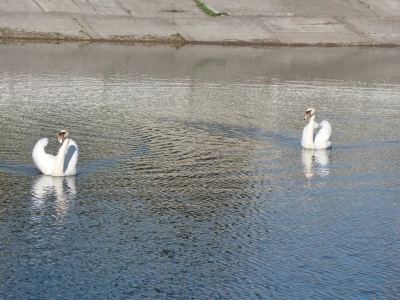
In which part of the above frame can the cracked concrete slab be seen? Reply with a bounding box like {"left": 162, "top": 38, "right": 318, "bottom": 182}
{"left": 201, "top": 0, "right": 290, "bottom": 16}
{"left": 82, "top": 15, "right": 179, "bottom": 41}
{"left": 345, "top": 18, "right": 400, "bottom": 44}
{"left": 0, "top": 12, "right": 89, "bottom": 39}
{"left": 280, "top": 0, "right": 377, "bottom": 18}
{"left": 262, "top": 17, "right": 372, "bottom": 44}
{"left": 202, "top": 0, "right": 376, "bottom": 17}
{"left": 34, "top": 0, "right": 129, "bottom": 15}
{"left": 0, "top": 0, "right": 41, "bottom": 12}
{"left": 117, "top": 0, "right": 206, "bottom": 18}
{"left": 360, "top": 0, "right": 400, "bottom": 17}
{"left": 174, "top": 17, "right": 276, "bottom": 43}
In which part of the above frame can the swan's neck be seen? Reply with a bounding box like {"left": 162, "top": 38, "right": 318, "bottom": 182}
{"left": 52, "top": 138, "right": 70, "bottom": 176}
{"left": 305, "top": 115, "right": 316, "bottom": 148}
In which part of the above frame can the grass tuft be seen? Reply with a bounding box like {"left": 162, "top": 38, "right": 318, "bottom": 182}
{"left": 192, "top": 0, "right": 219, "bottom": 17}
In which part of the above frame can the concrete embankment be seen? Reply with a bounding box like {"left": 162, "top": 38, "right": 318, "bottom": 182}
{"left": 0, "top": 0, "right": 399, "bottom": 46}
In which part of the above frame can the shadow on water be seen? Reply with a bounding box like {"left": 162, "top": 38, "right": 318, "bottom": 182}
{"left": 184, "top": 120, "right": 299, "bottom": 146}
{"left": 77, "top": 139, "right": 149, "bottom": 177}
{"left": 334, "top": 139, "right": 400, "bottom": 151}
{"left": 0, "top": 161, "right": 39, "bottom": 176}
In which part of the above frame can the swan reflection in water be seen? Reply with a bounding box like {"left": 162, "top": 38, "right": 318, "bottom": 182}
{"left": 302, "top": 149, "right": 331, "bottom": 184}
{"left": 31, "top": 175, "right": 76, "bottom": 220}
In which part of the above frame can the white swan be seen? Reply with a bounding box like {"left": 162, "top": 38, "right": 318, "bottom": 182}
{"left": 32, "top": 129, "right": 78, "bottom": 176}
{"left": 301, "top": 108, "right": 332, "bottom": 149}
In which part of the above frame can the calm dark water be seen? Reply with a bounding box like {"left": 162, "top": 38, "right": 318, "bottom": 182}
{"left": 0, "top": 43, "right": 399, "bottom": 299}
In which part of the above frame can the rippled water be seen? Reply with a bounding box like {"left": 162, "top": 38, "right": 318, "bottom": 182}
{"left": 0, "top": 43, "right": 399, "bottom": 299}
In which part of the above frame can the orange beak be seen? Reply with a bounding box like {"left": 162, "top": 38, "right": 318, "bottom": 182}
{"left": 57, "top": 132, "right": 65, "bottom": 143}
{"left": 304, "top": 112, "right": 310, "bottom": 120}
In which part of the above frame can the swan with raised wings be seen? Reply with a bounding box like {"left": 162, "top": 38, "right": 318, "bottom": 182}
{"left": 32, "top": 129, "right": 78, "bottom": 176}
{"left": 301, "top": 108, "right": 332, "bottom": 149}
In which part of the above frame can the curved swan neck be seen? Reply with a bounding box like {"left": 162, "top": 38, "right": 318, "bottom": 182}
{"left": 309, "top": 114, "right": 316, "bottom": 124}
{"left": 52, "top": 138, "right": 70, "bottom": 176}
{"left": 304, "top": 115, "right": 316, "bottom": 149}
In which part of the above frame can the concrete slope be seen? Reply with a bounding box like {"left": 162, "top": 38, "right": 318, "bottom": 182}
{"left": 0, "top": 0, "right": 398, "bottom": 46}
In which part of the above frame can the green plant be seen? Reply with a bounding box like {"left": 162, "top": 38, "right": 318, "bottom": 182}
{"left": 192, "top": 0, "right": 219, "bottom": 17}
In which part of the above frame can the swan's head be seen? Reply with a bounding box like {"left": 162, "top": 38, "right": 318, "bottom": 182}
{"left": 304, "top": 107, "right": 316, "bottom": 120}
{"left": 58, "top": 129, "right": 70, "bottom": 144}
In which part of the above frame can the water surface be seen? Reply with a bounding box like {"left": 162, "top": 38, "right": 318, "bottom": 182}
{"left": 0, "top": 43, "right": 399, "bottom": 299}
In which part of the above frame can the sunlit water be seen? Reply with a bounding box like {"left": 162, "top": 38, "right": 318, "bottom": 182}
{"left": 0, "top": 43, "right": 399, "bottom": 299}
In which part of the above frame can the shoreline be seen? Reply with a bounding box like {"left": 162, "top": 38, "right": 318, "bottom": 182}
{"left": 2, "top": 38, "right": 399, "bottom": 48}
